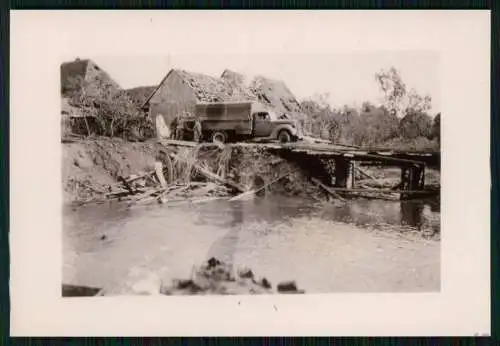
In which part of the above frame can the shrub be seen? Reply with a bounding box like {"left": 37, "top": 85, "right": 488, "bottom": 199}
{"left": 64, "top": 76, "right": 154, "bottom": 141}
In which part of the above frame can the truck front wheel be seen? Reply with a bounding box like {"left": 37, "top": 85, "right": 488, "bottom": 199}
{"left": 277, "top": 130, "right": 292, "bottom": 143}
{"left": 211, "top": 131, "right": 227, "bottom": 144}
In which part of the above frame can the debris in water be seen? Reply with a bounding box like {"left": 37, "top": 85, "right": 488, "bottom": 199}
{"left": 154, "top": 258, "right": 300, "bottom": 296}
{"left": 277, "top": 280, "right": 305, "bottom": 294}
{"left": 207, "top": 257, "right": 222, "bottom": 269}
{"left": 258, "top": 277, "right": 272, "bottom": 289}
{"left": 238, "top": 267, "right": 254, "bottom": 279}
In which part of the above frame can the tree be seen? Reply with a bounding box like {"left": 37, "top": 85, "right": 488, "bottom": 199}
{"left": 358, "top": 103, "right": 400, "bottom": 146}
{"left": 432, "top": 113, "right": 441, "bottom": 144}
{"left": 399, "top": 111, "right": 433, "bottom": 139}
{"left": 65, "top": 75, "right": 153, "bottom": 140}
{"left": 375, "top": 67, "right": 432, "bottom": 118}
{"left": 375, "top": 67, "right": 407, "bottom": 118}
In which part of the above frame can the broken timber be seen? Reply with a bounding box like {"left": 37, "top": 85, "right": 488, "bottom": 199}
{"left": 230, "top": 172, "right": 291, "bottom": 201}
{"left": 156, "top": 139, "right": 438, "bottom": 201}
{"left": 311, "top": 177, "right": 347, "bottom": 202}
{"left": 168, "top": 152, "right": 246, "bottom": 193}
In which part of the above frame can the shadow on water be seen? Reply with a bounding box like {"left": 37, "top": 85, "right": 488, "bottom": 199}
{"left": 317, "top": 196, "right": 440, "bottom": 233}
{"left": 203, "top": 196, "right": 319, "bottom": 266}
{"left": 204, "top": 199, "right": 244, "bottom": 265}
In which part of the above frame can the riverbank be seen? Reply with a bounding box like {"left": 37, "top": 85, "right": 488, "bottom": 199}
{"left": 62, "top": 137, "right": 441, "bottom": 206}
{"left": 62, "top": 138, "right": 441, "bottom": 296}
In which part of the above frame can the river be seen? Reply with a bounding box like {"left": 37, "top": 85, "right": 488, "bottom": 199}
{"left": 63, "top": 195, "right": 440, "bottom": 294}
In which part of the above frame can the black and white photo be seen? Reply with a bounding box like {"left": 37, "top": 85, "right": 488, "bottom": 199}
{"left": 61, "top": 52, "right": 441, "bottom": 296}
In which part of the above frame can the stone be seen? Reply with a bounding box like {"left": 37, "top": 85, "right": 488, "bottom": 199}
{"left": 259, "top": 277, "right": 272, "bottom": 289}
{"left": 277, "top": 281, "right": 298, "bottom": 293}
{"left": 238, "top": 268, "right": 254, "bottom": 279}
{"left": 207, "top": 257, "right": 222, "bottom": 269}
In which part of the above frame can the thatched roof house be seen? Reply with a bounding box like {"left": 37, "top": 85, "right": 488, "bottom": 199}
{"left": 141, "top": 69, "right": 256, "bottom": 124}
{"left": 221, "top": 69, "right": 304, "bottom": 120}
{"left": 60, "top": 58, "right": 121, "bottom": 97}
{"left": 126, "top": 85, "right": 156, "bottom": 107}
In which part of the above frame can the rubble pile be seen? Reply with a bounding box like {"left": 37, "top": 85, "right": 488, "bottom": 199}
{"left": 63, "top": 137, "right": 332, "bottom": 206}
{"left": 177, "top": 70, "right": 251, "bottom": 103}
{"left": 91, "top": 257, "right": 305, "bottom": 296}
{"left": 161, "top": 257, "right": 305, "bottom": 295}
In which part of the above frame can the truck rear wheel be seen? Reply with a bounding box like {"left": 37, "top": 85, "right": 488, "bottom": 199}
{"left": 211, "top": 131, "right": 227, "bottom": 144}
{"left": 277, "top": 130, "right": 292, "bottom": 143}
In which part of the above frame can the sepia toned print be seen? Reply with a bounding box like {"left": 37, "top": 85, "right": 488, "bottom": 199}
{"left": 61, "top": 55, "right": 440, "bottom": 297}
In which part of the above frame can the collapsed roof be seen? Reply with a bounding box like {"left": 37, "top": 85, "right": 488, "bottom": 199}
{"left": 60, "top": 58, "right": 121, "bottom": 97}
{"left": 176, "top": 69, "right": 255, "bottom": 103}
{"left": 249, "top": 75, "right": 304, "bottom": 117}
{"left": 221, "top": 70, "right": 304, "bottom": 118}
{"left": 126, "top": 85, "right": 156, "bottom": 106}
{"left": 143, "top": 68, "right": 305, "bottom": 120}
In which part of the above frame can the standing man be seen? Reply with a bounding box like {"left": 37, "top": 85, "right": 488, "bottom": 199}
{"left": 175, "top": 117, "right": 184, "bottom": 140}
{"left": 169, "top": 116, "right": 178, "bottom": 139}
{"left": 193, "top": 118, "right": 202, "bottom": 143}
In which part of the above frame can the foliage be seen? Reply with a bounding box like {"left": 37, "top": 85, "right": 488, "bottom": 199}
{"left": 431, "top": 113, "right": 441, "bottom": 144}
{"left": 399, "top": 111, "right": 433, "bottom": 139}
{"left": 374, "top": 67, "right": 432, "bottom": 118}
{"left": 300, "top": 66, "right": 439, "bottom": 152}
{"left": 65, "top": 76, "right": 154, "bottom": 140}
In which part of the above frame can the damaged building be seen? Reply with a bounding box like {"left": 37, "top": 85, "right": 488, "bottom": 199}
{"left": 61, "top": 58, "right": 121, "bottom": 97}
{"left": 221, "top": 69, "right": 305, "bottom": 122}
{"left": 141, "top": 68, "right": 307, "bottom": 135}
{"left": 126, "top": 85, "right": 156, "bottom": 107}
{"left": 141, "top": 69, "right": 256, "bottom": 126}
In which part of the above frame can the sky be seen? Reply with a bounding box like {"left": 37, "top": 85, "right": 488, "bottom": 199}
{"left": 87, "top": 52, "right": 440, "bottom": 115}
{"left": 54, "top": 11, "right": 442, "bottom": 115}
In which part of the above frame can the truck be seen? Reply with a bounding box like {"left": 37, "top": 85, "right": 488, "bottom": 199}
{"left": 174, "top": 101, "right": 303, "bottom": 144}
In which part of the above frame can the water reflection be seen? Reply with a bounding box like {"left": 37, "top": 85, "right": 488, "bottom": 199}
{"left": 400, "top": 200, "right": 425, "bottom": 228}
{"left": 204, "top": 199, "right": 245, "bottom": 265}
{"left": 317, "top": 197, "right": 440, "bottom": 232}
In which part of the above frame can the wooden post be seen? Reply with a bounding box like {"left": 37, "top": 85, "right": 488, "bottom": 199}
{"left": 419, "top": 164, "right": 425, "bottom": 189}
{"left": 400, "top": 164, "right": 425, "bottom": 200}
{"left": 409, "top": 164, "right": 424, "bottom": 191}
{"left": 334, "top": 157, "right": 351, "bottom": 188}
{"left": 400, "top": 165, "right": 410, "bottom": 200}
{"left": 154, "top": 161, "right": 167, "bottom": 188}
{"left": 351, "top": 161, "right": 356, "bottom": 188}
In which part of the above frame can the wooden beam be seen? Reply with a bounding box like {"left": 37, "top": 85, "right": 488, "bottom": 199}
{"left": 169, "top": 152, "right": 246, "bottom": 193}
{"left": 311, "top": 177, "right": 347, "bottom": 202}
{"left": 230, "top": 172, "right": 290, "bottom": 201}
{"left": 322, "top": 187, "right": 438, "bottom": 195}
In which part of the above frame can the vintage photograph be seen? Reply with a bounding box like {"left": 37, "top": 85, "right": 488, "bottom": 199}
{"left": 61, "top": 53, "right": 441, "bottom": 297}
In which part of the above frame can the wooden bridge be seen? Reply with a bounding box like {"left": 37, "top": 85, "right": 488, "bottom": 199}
{"left": 159, "top": 138, "right": 440, "bottom": 200}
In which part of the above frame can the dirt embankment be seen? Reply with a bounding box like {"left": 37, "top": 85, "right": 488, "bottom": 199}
{"left": 62, "top": 137, "right": 323, "bottom": 204}
{"left": 62, "top": 138, "right": 159, "bottom": 204}
{"left": 62, "top": 137, "right": 441, "bottom": 205}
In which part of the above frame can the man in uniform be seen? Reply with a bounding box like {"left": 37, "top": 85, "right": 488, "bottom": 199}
{"left": 193, "top": 118, "right": 202, "bottom": 143}
{"left": 175, "top": 117, "right": 184, "bottom": 140}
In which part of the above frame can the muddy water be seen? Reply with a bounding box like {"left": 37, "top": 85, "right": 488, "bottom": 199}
{"left": 63, "top": 196, "right": 440, "bottom": 293}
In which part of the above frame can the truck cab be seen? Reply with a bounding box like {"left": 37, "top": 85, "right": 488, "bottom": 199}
{"left": 251, "top": 107, "right": 302, "bottom": 143}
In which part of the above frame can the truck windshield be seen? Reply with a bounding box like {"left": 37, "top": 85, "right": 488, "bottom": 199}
{"left": 267, "top": 110, "right": 278, "bottom": 121}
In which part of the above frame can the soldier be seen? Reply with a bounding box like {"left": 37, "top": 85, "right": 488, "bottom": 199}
{"left": 175, "top": 117, "right": 184, "bottom": 140}
{"left": 193, "top": 119, "right": 202, "bottom": 143}
{"left": 169, "top": 116, "right": 178, "bottom": 139}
